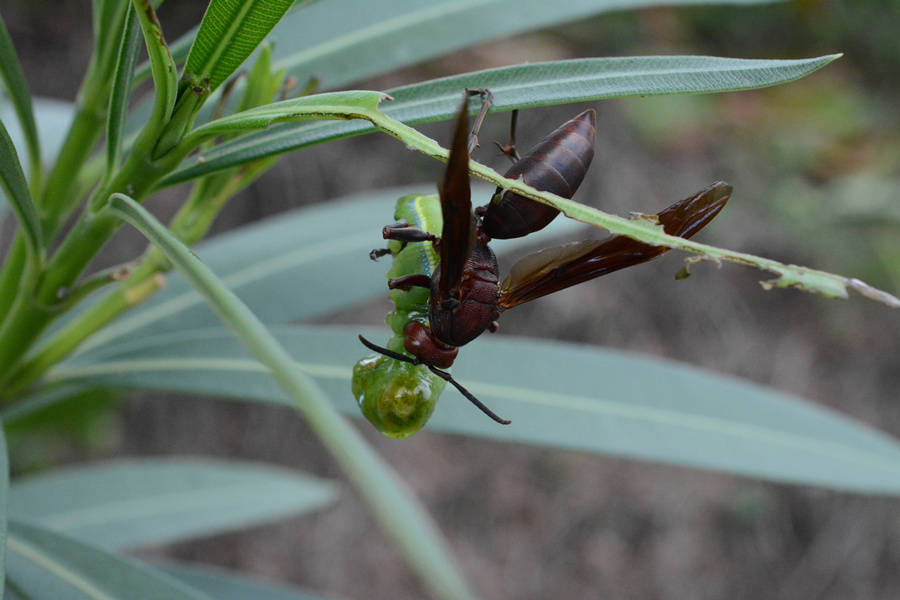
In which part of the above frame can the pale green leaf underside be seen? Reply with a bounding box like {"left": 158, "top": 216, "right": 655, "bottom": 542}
{"left": 53, "top": 325, "right": 900, "bottom": 496}
{"left": 157, "top": 563, "right": 328, "bottom": 600}
{"left": 8, "top": 458, "right": 337, "bottom": 550}
{"left": 162, "top": 55, "right": 839, "bottom": 186}
{"left": 250, "top": 0, "right": 785, "bottom": 96}
{"left": 6, "top": 519, "right": 208, "bottom": 600}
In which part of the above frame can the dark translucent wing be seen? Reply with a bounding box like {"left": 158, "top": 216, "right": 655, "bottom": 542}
{"left": 498, "top": 181, "right": 732, "bottom": 309}
{"left": 438, "top": 93, "right": 476, "bottom": 297}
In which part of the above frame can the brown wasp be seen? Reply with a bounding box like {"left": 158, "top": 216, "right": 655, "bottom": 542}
{"left": 358, "top": 90, "right": 731, "bottom": 429}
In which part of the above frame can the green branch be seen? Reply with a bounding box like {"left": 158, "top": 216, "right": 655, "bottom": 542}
{"left": 362, "top": 106, "right": 899, "bottom": 308}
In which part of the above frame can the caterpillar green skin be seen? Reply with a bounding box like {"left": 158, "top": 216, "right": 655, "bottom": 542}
{"left": 352, "top": 194, "right": 448, "bottom": 438}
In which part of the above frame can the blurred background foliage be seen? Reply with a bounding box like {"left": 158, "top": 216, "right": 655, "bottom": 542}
{"left": 2, "top": 0, "right": 898, "bottom": 598}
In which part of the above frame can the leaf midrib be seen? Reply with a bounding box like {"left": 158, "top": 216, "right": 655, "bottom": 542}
{"left": 15, "top": 480, "right": 327, "bottom": 532}
{"left": 7, "top": 533, "right": 116, "bottom": 600}
{"left": 273, "top": 0, "right": 491, "bottom": 70}
{"left": 46, "top": 357, "right": 900, "bottom": 474}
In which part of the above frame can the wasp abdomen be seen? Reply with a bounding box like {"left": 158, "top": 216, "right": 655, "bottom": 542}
{"left": 481, "top": 109, "right": 596, "bottom": 239}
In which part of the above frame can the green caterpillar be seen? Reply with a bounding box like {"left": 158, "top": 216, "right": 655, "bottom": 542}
{"left": 352, "top": 193, "right": 448, "bottom": 438}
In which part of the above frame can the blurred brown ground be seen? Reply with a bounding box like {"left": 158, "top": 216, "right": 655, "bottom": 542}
{"left": 4, "top": 1, "right": 899, "bottom": 599}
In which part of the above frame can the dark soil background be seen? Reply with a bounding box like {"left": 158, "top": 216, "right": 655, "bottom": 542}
{"left": 3, "top": 1, "right": 899, "bottom": 599}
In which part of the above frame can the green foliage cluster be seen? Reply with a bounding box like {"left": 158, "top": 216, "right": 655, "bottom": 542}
{"left": 0, "top": 1, "right": 897, "bottom": 598}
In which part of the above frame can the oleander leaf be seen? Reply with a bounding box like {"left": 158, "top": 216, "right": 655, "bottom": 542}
{"left": 8, "top": 458, "right": 337, "bottom": 549}
{"left": 47, "top": 324, "right": 900, "bottom": 496}
{"left": 162, "top": 54, "right": 839, "bottom": 186}
{"left": 6, "top": 520, "right": 208, "bottom": 599}
{"left": 183, "top": 0, "right": 293, "bottom": 93}
{"left": 156, "top": 563, "right": 328, "bottom": 600}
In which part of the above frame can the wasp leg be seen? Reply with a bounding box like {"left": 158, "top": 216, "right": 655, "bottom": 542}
{"left": 387, "top": 274, "right": 432, "bottom": 290}
{"left": 464, "top": 88, "right": 494, "bottom": 155}
{"left": 382, "top": 222, "right": 439, "bottom": 244}
{"left": 369, "top": 248, "right": 393, "bottom": 261}
{"left": 494, "top": 109, "right": 521, "bottom": 163}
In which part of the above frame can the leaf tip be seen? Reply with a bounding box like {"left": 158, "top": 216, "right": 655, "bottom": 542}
{"left": 847, "top": 278, "right": 900, "bottom": 308}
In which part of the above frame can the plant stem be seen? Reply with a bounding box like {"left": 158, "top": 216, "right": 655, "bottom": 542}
{"left": 39, "top": 65, "right": 109, "bottom": 236}
{"left": 0, "top": 148, "right": 172, "bottom": 386}
{"left": 0, "top": 16, "right": 132, "bottom": 389}
{"left": 2, "top": 262, "right": 166, "bottom": 398}
{"left": 0, "top": 293, "right": 58, "bottom": 389}
{"left": 1, "top": 158, "right": 270, "bottom": 398}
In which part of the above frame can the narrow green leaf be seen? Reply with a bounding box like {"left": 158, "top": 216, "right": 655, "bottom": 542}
{"left": 64, "top": 186, "right": 582, "bottom": 355}
{"left": 157, "top": 563, "right": 327, "bottom": 600}
{"left": 439, "top": 152, "right": 897, "bottom": 307}
{"left": 8, "top": 458, "right": 337, "bottom": 550}
{"left": 178, "top": 58, "right": 898, "bottom": 309}
{"left": 161, "top": 55, "right": 840, "bottom": 186}
{"left": 0, "top": 426, "right": 8, "bottom": 593}
{"left": 184, "top": 0, "right": 293, "bottom": 93}
{"left": 127, "top": 0, "right": 777, "bottom": 136}
{"left": 0, "top": 14, "right": 41, "bottom": 191}
{"left": 105, "top": 3, "right": 142, "bottom": 178}
{"left": 180, "top": 91, "right": 388, "bottom": 149}
{"left": 53, "top": 324, "right": 900, "bottom": 496}
{"left": 133, "top": 0, "right": 177, "bottom": 141}
{"left": 106, "top": 193, "right": 475, "bottom": 600}
{"left": 0, "top": 119, "right": 43, "bottom": 263}
{"left": 6, "top": 519, "right": 209, "bottom": 600}
{"left": 134, "top": 25, "right": 192, "bottom": 87}
{"left": 93, "top": 0, "right": 129, "bottom": 60}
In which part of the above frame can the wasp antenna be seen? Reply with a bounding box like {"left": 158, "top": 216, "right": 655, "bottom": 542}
{"left": 495, "top": 109, "right": 521, "bottom": 163}
{"left": 357, "top": 335, "right": 416, "bottom": 365}
{"left": 426, "top": 364, "right": 511, "bottom": 425}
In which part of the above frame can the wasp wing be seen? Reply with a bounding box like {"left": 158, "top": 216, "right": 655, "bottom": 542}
{"left": 437, "top": 93, "right": 477, "bottom": 298}
{"left": 498, "top": 181, "right": 732, "bottom": 309}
